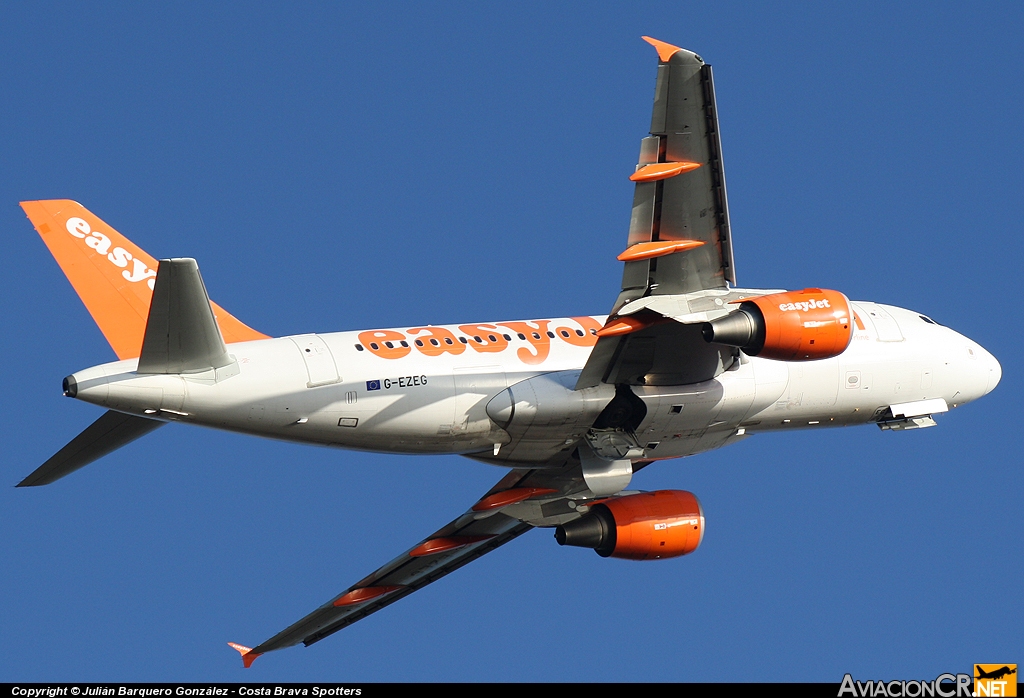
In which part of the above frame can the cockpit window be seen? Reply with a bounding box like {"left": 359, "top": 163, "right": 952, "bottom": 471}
{"left": 919, "top": 315, "right": 939, "bottom": 325}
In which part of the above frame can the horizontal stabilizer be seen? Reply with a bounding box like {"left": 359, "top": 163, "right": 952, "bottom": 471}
{"left": 18, "top": 410, "right": 163, "bottom": 487}
{"left": 138, "top": 259, "right": 233, "bottom": 374}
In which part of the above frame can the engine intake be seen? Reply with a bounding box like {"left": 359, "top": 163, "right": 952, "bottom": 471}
{"left": 702, "top": 288, "right": 853, "bottom": 361}
{"left": 554, "top": 490, "right": 704, "bottom": 560}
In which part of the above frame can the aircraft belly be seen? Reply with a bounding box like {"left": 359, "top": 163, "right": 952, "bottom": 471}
{"left": 490, "top": 370, "right": 616, "bottom": 465}
{"left": 737, "top": 322, "right": 968, "bottom": 432}
{"left": 632, "top": 364, "right": 756, "bottom": 459}
{"left": 337, "top": 374, "right": 466, "bottom": 452}
{"left": 179, "top": 338, "right": 311, "bottom": 432}
{"left": 176, "top": 333, "right": 599, "bottom": 456}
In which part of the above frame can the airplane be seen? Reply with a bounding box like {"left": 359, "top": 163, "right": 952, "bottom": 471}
{"left": 17, "top": 37, "right": 1001, "bottom": 668}
{"left": 976, "top": 666, "right": 1017, "bottom": 681}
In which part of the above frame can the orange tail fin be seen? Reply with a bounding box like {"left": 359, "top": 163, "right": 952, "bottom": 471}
{"left": 21, "top": 200, "right": 268, "bottom": 360}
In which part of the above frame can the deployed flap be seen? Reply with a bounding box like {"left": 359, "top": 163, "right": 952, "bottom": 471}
{"left": 17, "top": 410, "right": 163, "bottom": 487}
{"left": 137, "top": 259, "right": 233, "bottom": 374}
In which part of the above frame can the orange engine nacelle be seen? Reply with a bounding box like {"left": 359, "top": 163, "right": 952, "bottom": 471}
{"left": 554, "top": 490, "right": 704, "bottom": 560}
{"left": 702, "top": 288, "right": 853, "bottom": 361}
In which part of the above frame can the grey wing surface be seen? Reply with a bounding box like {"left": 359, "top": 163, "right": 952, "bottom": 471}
{"left": 578, "top": 38, "right": 746, "bottom": 390}
{"left": 235, "top": 466, "right": 603, "bottom": 664}
{"left": 619, "top": 38, "right": 735, "bottom": 307}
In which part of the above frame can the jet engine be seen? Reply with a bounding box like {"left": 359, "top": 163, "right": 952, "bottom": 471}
{"left": 702, "top": 288, "right": 853, "bottom": 361}
{"left": 554, "top": 490, "right": 704, "bottom": 560}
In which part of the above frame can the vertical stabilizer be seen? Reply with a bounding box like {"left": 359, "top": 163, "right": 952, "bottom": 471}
{"left": 21, "top": 200, "right": 268, "bottom": 359}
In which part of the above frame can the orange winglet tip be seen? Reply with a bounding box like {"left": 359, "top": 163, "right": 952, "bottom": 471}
{"left": 409, "top": 535, "right": 495, "bottom": 557}
{"left": 629, "top": 161, "right": 701, "bottom": 182}
{"left": 617, "top": 239, "right": 705, "bottom": 262}
{"left": 227, "top": 642, "right": 262, "bottom": 668}
{"left": 472, "top": 487, "right": 558, "bottom": 512}
{"left": 333, "top": 585, "right": 404, "bottom": 607}
{"left": 596, "top": 316, "right": 653, "bottom": 337}
{"left": 642, "top": 36, "right": 683, "bottom": 62}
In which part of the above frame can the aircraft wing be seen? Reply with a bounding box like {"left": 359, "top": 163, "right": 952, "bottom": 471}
{"left": 578, "top": 38, "right": 740, "bottom": 389}
{"left": 232, "top": 466, "right": 600, "bottom": 666}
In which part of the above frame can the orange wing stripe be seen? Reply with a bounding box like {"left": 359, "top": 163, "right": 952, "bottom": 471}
{"left": 596, "top": 316, "right": 652, "bottom": 337}
{"left": 333, "top": 586, "right": 404, "bottom": 607}
{"left": 629, "top": 161, "right": 701, "bottom": 182}
{"left": 472, "top": 488, "right": 557, "bottom": 512}
{"left": 409, "top": 536, "right": 495, "bottom": 557}
{"left": 22, "top": 200, "right": 268, "bottom": 360}
{"left": 617, "top": 240, "right": 705, "bottom": 262}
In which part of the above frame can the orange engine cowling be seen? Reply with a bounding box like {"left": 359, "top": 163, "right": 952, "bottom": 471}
{"left": 702, "top": 288, "right": 853, "bottom": 361}
{"left": 554, "top": 490, "right": 704, "bottom": 560}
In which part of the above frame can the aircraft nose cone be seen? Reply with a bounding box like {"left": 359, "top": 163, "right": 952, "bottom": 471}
{"left": 980, "top": 346, "right": 1001, "bottom": 396}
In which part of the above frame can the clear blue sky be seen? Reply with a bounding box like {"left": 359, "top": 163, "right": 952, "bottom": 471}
{"left": 1, "top": 1, "right": 1020, "bottom": 682}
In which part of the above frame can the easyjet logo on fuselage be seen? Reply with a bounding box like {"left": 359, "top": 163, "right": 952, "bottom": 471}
{"left": 357, "top": 317, "right": 604, "bottom": 366}
{"left": 779, "top": 299, "right": 831, "bottom": 312}
{"left": 65, "top": 217, "right": 158, "bottom": 289}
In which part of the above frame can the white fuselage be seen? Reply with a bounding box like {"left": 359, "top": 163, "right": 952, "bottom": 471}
{"left": 66, "top": 301, "right": 1001, "bottom": 468}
